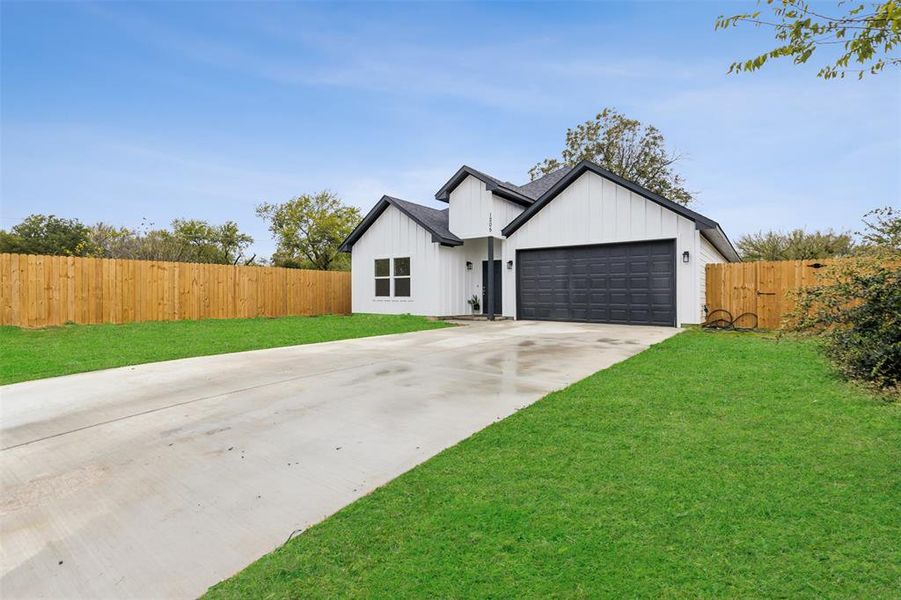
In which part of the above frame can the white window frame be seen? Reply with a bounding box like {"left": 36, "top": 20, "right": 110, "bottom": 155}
{"left": 374, "top": 258, "right": 390, "bottom": 297}
{"left": 393, "top": 257, "right": 411, "bottom": 298}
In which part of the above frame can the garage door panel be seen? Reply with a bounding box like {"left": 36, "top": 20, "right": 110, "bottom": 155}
{"left": 630, "top": 310, "right": 651, "bottom": 323}
{"left": 517, "top": 240, "right": 675, "bottom": 326}
{"left": 630, "top": 258, "right": 650, "bottom": 270}
{"left": 652, "top": 276, "right": 674, "bottom": 289}
{"left": 652, "top": 292, "right": 672, "bottom": 304}
{"left": 608, "top": 309, "right": 628, "bottom": 323}
{"left": 629, "top": 275, "right": 649, "bottom": 286}
{"left": 630, "top": 291, "right": 649, "bottom": 303}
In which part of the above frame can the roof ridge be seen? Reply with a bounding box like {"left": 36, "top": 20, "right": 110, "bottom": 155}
{"left": 435, "top": 165, "right": 535, "bottom": 206}
{"left": 339, "top": 195, "right": 462, "bottom": 252}
{"left": 385, "top": 195, "right": 444, "bottom": 211}
{"left": 518, "top": 165, "right": 571, "bottom": 187}
{"left": 516, "top": 165, "right": 574, "bottom": 199}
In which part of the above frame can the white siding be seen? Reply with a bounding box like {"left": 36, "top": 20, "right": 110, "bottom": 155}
{"left": 698, "top": 234, "right": 726, "bottom": 320}
{"left": 504, "top": 171, "right": 705, "bottom": 325}
{"left": 351, "top": 205, "right": 444, "bottom": 315}
{"left": 448, "top": 175, "right": 523, "bottom": 239}
{"left": 351, "top": 171, "right": 723, "bottom": 323}
{"left": 350, "top": 205, "right": 500, "bottom": 317}
{"left": 456, "top": 238, "right": 512, "bottom": 317}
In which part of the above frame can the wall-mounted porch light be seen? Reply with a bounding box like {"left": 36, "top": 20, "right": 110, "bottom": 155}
{"left": 682, "top": 251, "right": 690, "bottom": 263}
{"left": 466, "top": 261, "right": 473, "bottom": 270}
{"left": 506, "top": 260, "right": 513, "bottom": 270}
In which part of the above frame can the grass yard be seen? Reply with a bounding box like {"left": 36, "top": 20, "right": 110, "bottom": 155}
{"left": 0, "top": 314, "right": 448, "bottom": 385}
{"left": 206, "top": 330, "right": 899, "bottom": 599}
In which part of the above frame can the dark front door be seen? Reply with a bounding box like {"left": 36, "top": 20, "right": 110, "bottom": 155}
{"left": 516, "top": 240, "right": 676, "bottom": 326}
{"left": 482, "top": 260, "right": 502, "bottom": 315}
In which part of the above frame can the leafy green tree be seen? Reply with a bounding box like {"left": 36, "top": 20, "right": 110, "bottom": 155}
{"left": 256, "top": 191, "right": 361, "bottom": 271}
{"left": 171, "top": 219, "right": 254, "bottom": 264}
{"left": 531, "top": 107, "right": 693, "bottom": 205}
{"left": 214, "top": 221, "right": 256, "bottom": 265}
{"left": 0, "top": 214, "right": 96, "bottom": 256}
{"left": 86, "top": 219, "right": 254, "bottom": 264}
{"left": 858, "top": 206, "right": 901, "bottom": 252}
{"left": 86, "top": 222, "right": 138, "bottom": 258}
{"left": 737, "top": 228, "right": 857, "bottom": 260}
{"left": 715, "top": 1, "right": 901, "bottom": 79}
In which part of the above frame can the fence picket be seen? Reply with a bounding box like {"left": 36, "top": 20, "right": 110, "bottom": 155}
{"left": 0, "top": 253, "right": 351, "bottom": 328}
{"left": 706, "top": 259, "right": 837, "bottom": 329}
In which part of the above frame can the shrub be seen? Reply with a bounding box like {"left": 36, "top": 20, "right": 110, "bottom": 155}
{"left": 787, "top": 259, "right": 899, "bottom": 389}
{"left": 784, "top": 208, "right": 900, "bottom": 391}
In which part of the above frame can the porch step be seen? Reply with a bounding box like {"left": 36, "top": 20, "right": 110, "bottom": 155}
{"left": 440, "top": 315, "right": 513, "bottom": 321}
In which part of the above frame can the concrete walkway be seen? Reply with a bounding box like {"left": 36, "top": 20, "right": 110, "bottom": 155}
{"left": 0, "top": 320, "right": 678, "bottom": 599}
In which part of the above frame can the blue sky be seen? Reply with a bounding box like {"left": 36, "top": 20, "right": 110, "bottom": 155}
{"left": 2, "top": 1, "right": 899, "bottom": 259}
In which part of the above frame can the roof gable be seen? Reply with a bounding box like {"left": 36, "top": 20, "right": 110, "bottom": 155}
{"left": 434, "top": 166, "right": 534, "bottom": 207}
{"left": 503, "top": 160, "right": 720, "bottom": 234}
{"left": 340, "top": 161, "right": 739, "bottom": 261}
{"left": 339, "top": 196, "right": 462, "bottom": 252}
{"left": 501, "top": 160, "right": 739, "bottom": 261}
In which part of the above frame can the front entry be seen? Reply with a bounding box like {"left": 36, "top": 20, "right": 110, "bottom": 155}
{"left": 481, "top": 260, "right": 502, "bottom": 315}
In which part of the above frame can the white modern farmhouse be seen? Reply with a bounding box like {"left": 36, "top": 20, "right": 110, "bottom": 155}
{"left": 339, "top": 160, "right": 739, "bottom": 326}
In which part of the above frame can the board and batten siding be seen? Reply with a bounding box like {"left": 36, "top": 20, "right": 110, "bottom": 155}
{"left": 698, "top": 235, "right": 726, "bottom": 318}
{"left": 448, "top": 175, "right": 524, "bottom": 239}
{"left": 350, "top": 204, "right": 475, "bottom": 316}
{"left": 351, "top": 205, "right": 444, "bottom": 315}
{"left": 503, "top": 171, "right": 707, "bottom": 325}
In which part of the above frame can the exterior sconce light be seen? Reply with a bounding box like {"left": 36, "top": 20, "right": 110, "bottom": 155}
{"left": 466, "top": 261, "right": 473, "bottom": 270}
{"left": 682, "top": 251, "right": 690, "bottom": 263}
{"left": 506, "top": 260, "right": 513, "bottom": 270}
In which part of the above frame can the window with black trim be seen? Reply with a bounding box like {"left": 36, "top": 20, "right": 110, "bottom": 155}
{"left": 394, "top": 257, "right": 411, "bottom": 297}
{"left": 374, "top": 258, "right": 390, "bottom": 297}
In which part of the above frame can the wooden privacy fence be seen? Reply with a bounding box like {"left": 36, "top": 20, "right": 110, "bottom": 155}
{"left": 705, "top": 259, "right": 839, "bottom": 329}
{"left": 0, "top": 253, "right": 351, "bottom": 328}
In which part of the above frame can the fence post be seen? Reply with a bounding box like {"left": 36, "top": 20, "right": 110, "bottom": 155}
{"left": 0, "top": 253, "right": 352, "bottom": 328}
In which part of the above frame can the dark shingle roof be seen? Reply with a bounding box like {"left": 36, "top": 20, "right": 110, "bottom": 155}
{"left": 386, "top": 197, "right": 460, "bottom": 244}
{"left": 344, "top": 161, "right": 739, "bottom": 261}
{"left": 516, "top": 167, "right": 573, "bottom": 199}
{"left": 434, "top": 165, "right": 580, "bottom": 204}
{"left": 501, "top": 159, "right": 741, "bottom": 261}
{"left": 339, "top": 195, "right": 462, "bottom": 252}
{"left": 435, "top": 166, "right": 535, "bottom": 206}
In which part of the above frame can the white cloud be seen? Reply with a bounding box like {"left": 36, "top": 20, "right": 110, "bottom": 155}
{"left": 5, "top": 1, "right": 897, "bottom": 255}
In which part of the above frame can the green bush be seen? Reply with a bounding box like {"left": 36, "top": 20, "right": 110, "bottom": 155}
{"left": 785, "top": 208, "right": 900, "bottom": 391}
{"left": 788, "top": 259, "right": 899, "bottom": 388}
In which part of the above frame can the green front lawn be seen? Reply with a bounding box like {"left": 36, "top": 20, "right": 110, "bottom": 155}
{"left": 0, "top": 314, "right": 448, "bottom": 385}
{"left": 206, "top": 330, "right": 899, "bottom": 599}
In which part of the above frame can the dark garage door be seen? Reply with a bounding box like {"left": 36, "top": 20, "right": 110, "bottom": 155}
{"left": 517, "top": 240, "right": 676, "bottom": 326}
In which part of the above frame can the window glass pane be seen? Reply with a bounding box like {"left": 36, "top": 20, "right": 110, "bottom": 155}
{"left": 394, "top": 277, "right": 411, "bottom": 297}
{"left": 394, "top": 257, "right": 410, "bottom": 277}
{"left": 375, "top": 278, "right": 390, "bottom": 297}
{"left": 374, "top": 259, "right": 390, "bottom": 277}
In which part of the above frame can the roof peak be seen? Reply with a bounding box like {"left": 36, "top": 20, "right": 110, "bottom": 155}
{"left": 434, "top": 165, "right": 535, "bottom": 206}
{"left": 339, "top": 195, "right": 461, "bottom": 252}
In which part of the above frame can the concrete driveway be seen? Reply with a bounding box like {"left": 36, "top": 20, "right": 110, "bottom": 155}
{"left": 0, "top": 320, "right": 677, "bottom": 599}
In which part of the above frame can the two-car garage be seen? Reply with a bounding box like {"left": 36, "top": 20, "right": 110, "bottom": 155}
{"left": 344, "top": 161, "right": 738, "bottom": 324}
{"left": 516, "top": 239, "right": 677, "bottom": 327}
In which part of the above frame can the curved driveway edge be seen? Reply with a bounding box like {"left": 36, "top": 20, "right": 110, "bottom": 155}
{"left": 1, "top": 320, "right": 678, "bottom": 599}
